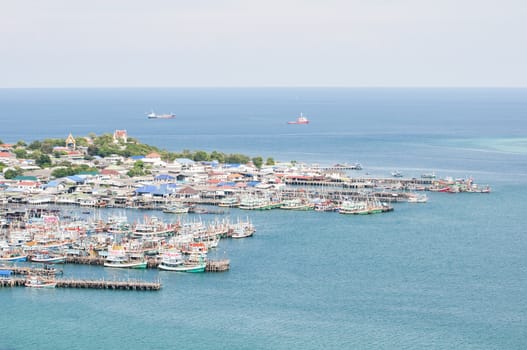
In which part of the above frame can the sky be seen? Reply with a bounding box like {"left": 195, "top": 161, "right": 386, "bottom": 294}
{"left": 1, "top": 0, "right": 526, "bottom": 88}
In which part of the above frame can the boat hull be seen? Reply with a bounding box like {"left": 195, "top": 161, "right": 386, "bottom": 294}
{"left": 103, "top": 261, "right": 148, "bottom": 269}
{"left": 0, "top": 255, "right": 28, "bottom": 262}
{"left": 158, "top": 263, "right": 206, "bottom": 273}
{"left": 31, "top": 257, "right": 66, "bottom": 264}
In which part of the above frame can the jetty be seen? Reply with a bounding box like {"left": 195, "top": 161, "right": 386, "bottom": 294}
{"left": 0, "top": 277, "right": 161, "bottom": 291}
{"left": 206, "top": 259, "right": 230, "bottom": 272}
{"left": 63, "top": 256, "right": 230, "bottom": 272}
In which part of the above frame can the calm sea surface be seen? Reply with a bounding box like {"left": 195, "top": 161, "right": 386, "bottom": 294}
{"left": 1, "top": 88, "right": 526, "bottom": 349}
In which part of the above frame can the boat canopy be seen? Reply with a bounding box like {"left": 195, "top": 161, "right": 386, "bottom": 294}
{"left": 0, "top": 270, "right": 12, "bottom": 277}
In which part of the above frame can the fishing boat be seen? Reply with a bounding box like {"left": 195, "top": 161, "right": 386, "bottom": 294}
{"left": 287, "top": 113, "right": 309, "bottom": 124}
{"left": 158, "top": 250, "right": 206, "bottom": 273}
{"left": 132, "top": 216, "right": 176, "bottom": 237}
{"left": 231, "top": 226, "right": 254, "bottom": 238}
{"left": 0, "top": 254, "right": 28, "bottom": 262}
{"left": 163, "top": 204, "right": 190, "bottom": 214}
{"left": 391, "top": 170, "right": 403, "bottom": 178}
{"left": 421, "top": 172, "right": 436, "bottom": 179}
{"left": 103, "top": 245, "right": 147, "bottom": 269}
{"left": 218, "top": 197, "right": 240, "bottom": 207}
{"left": 25, "top": 277, "right": 57, "bottom": 288}
{"left": 407, "top": 194, "right": 428, "bottom": 203}
{"left": 280, "top": 198, "right": 314, "bottom": 211}
{"left": 0, "top": 247, "right": 28, "bottom": 262}
{"left": 30, "top": 252, "right": 66, "bottom": 264}
{"left": 146, "top": 110, "right": 176, "bottom": 119}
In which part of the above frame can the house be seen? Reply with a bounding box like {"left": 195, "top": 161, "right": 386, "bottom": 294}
{"left": 0, "top": 152, "right": 15, "bottom": 165}
{"left": 113, "top": 130, "right": 128, "bottom": 143}
{"left": 143, "top": 152, "right": 166, "bottom": 167}
{"left": 174, "top": 186, "right": 200, "bottom": 200}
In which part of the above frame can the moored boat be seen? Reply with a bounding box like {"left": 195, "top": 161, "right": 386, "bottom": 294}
{"left": 103, "top": 245, "right": 147, "bottom": 269}
{"left": 25, "top": 277, "right": 57, "bottom": 288}
{"left": 158, "top": 250, "right": 206, "bottom": 273}
{"left": 30, "top": 253, "right": 66, "bottom": 264}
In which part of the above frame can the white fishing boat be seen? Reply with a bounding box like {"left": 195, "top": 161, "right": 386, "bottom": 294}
{"left": 158, "top": 250, "right": 206, "bottom": 273}
{"left": 25, "top": 277, "right": 57, "bottom": 288}
{"left": 103, "top": 245, "right": 147, "bottom": 269}
{"left": 30, "top": 253, "right": 66, "bottom": 264}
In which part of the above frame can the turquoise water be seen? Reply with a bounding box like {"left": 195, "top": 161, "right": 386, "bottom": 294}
{"left": 1, "top": 88, "right": 527, "bottom": 349}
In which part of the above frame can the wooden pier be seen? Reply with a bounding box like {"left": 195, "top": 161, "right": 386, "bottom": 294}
{"left": 0, "top": 277, "right": 161, "bottom": 291}
{"left": 65, "top": 256, "right": 230, "bottom": 272}
{"left": 206, "top": 259, "right": 230, "bottom": 272}
{"left": 4, "top": 266, "right": 62, "bottom": 276}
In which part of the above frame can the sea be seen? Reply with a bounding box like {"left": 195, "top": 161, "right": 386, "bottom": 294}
{"left": 0, "top": 88, "right": 526, "bottom": 349}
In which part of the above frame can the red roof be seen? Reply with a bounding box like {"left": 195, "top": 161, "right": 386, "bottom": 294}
{"left": 0, "top": 152, "right": 13, "bottom": 158}
{"left": 101, "top": 169, "right": 119, "bottom": 176}
{"left": 146, "top": 152, "right": 161, "bottom": 158}
{"left": 18, "top": 181, "right": 40, "bottom": 187}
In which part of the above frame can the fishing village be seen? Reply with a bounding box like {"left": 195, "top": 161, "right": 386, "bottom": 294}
{"left": 0, "top": 132, "right": 491, "bottom": 291}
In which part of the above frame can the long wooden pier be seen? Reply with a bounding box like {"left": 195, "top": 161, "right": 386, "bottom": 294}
{"left": 65, "top": 256, "right": 230, "bottom": 272}
{"left": 0, "top": 277, "right": 161, "bottom": 291}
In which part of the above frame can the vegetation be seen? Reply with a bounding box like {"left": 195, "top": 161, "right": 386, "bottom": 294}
{"left": 5, "top": 133, "right": 275, "bottom": 174}
{"left": 252, "top": 157, "right": 263, "bottom": 169}
{"left": 127, "top": 161, "right": 149, "bottom": 177}
{"left": 4, "top": 167, "right": 24, "bottom": 179}
{"left": 51, "top": 164, "right": 98, "bottom": 179}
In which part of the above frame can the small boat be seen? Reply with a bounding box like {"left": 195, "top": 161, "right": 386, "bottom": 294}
{"left": 391, "top": 170, "right": 403, "bottom": 178}
{"left": 231, "top": 226, "right": 254, "bottom": 238}
{"left": 287, "top": 113, "right": 309, "bottom": 124}
{"left": 407, "top": 194, "right": 428, "bottom": 203}
{"left": 103, "top": 245, "right": 147, "bottom": 269}
{"left": 163, "top": 205, "right": 190, "bottom": 214}
{"left": 0, "top": 253, "right": 28, "bottom": 262}
{"left": 25, "top": 277, "right": 57, "bottom": 288}
{"left": 421, "top": 172, "right": 436, "bottom": 179}
{"left": 158, "top": 250, "right": 206, "bottom": 273}
{"left": 30, "top": 253, "right": 66, "bottom": 264}
{"left": 146, "top": 110, "right": 176, "bottom": 119}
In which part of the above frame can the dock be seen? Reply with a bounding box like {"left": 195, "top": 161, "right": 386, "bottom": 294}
{"left": 0, "top": 277, "right": 161, "bottom": 291}
{"left": 65, "top": 256, "right": 230, "bottom": 272}
{"left": 206, "top": 259, "right": 230, "bottom": 272}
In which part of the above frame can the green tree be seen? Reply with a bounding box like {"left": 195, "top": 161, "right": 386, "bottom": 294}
{"left": 252, "top": 156, "right": 263, "bottom": 169}
{"left": 28, "top": 140, "right": 42, "bottom": 150}
{"left": 127, "top": 160, "right": 146, "bottom": 177}
{"left": 36, "top": 154, "right": 52, "bottom": 168}
{"left": 210, "top": 151, "right": 225, "bottom": 163}
{"left": 265, "top": 157, "right": 275, "bottom": 166}
{"left": 13, "top": 148, "right": 28, "bottom": 159}
{"left": 15, "top": 140, "right": 26, "bottom": 148}
{"left": 4, "top": 168, "right": 23, "bottom": 179}
{"left": 193, "top": 150, "right": 210, "bottom": 162}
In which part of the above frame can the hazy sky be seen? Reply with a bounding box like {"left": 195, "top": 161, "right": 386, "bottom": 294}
{"left": 1, "top": 0, "right": 526, "bottom": 87}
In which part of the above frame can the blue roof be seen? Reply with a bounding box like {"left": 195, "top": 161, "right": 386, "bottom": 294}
{"left": 66, "top": 175, "right": 85, "bottom": 183}
{"left": 224, "top": 163, "right": 242, "bottom": 168}
{"left": 247, "top": 181, "right": 261, "bottom": 187}
{"left": 0, "top": 270, "right": 12, "bottom": 276}
{"left": 155, "top": 174, "right": 175, "bottom": 181}
{"left": 42, "top": 180, "right": 61, "bottom": 188}
{"left": 135, "top": 183, "right": 177, "bottom": 196}
{"left": 131, "top": 155, "right": 145, "bottom": 160}
{"left": 217, "top": 182, "right": 236, "bottom": 187}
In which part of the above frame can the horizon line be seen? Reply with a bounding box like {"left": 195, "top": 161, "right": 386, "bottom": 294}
{"left": 1, "top": 85, "right": 527, "bottom": 89}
